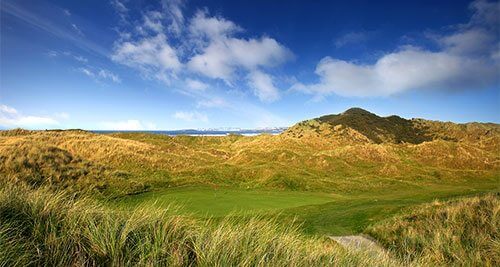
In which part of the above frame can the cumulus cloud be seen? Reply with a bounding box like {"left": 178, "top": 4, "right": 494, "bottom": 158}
{"left": 294, "top": 0, "right": 500, "bottom": 98}
{"left": 99, "top": 120, "right": 157, "bottom": 130}
{"left": 111, "top": 1, "right": 291, "bottom": 101}
{"left": 189, "top": 10, "right": 242, "bottom": 39}
{"left": 247, "top": 71, "right": 280, "bottom": 102}
{"left": 173, "top": 111, "right": 208, "bottom": 123}
{"left": 112, "top": 33, "right": 181, "bottom": 81}
{"left": 186, "top": 11, "right": 291, "bottom": 83}
{"left": 187, "top": 37, "right": 291, "bottom": 83}
{"left": 0, "top": 104, "right": 62, "bottom": 129}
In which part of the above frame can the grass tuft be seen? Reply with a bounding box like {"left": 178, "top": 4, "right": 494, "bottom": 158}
{"left": 366, "top": 193, "right": 500, "bottom": 266}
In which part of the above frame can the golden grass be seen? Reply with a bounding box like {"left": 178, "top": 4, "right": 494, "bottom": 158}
{"left": 1, "top": 128, "right": 498, "bottom": 195}
{"left": 366, "top": 193, "right": 500, "bottom": 266}
{"left": 0, "top": 184, "right": 397, "bottom": 266}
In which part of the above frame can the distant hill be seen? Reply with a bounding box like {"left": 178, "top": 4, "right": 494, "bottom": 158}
{"left": 0, "top": 108, "right": 498, "bottom": 196}
{"left": 284, "top": 108, "right": 500, "bottom": 146}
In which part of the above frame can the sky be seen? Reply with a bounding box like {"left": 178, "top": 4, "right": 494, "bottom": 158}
{"left": 0, "top": 0, "right": 499, "bottom": 130}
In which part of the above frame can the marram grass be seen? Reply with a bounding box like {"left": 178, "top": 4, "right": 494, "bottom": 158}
{"left": 0, "top": 184, "right": 396, "bottom": 266}
{"left": 366, "top": 193, "right": 500, "bottom": 266}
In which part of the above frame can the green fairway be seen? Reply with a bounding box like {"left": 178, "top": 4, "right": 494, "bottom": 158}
{"left": 109, "top": 178, "right": 499, "bottom": 236}
{"left": 110, "top": 187, "right": 337, "bottom": 216}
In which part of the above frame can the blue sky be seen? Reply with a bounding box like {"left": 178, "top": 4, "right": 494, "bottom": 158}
{"left": 0, "top": 0, "right": 499, "bottom": 130}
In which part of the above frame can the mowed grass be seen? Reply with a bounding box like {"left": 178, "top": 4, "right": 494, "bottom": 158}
{"left": 109, "top": 177, "right": 499, "bottom": 236}
{"left": 109, "top": 187, "right": 336, "bottom": 216}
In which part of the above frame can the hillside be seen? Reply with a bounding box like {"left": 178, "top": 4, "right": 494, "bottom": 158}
{"left": 0, "top": 108, "right": 498, "bottom": 196}
{"left": 284, "top": 108, "right": 500, "bottom": 147}
{"left": 0, "top": 109, "right": 498, "bottom": 266}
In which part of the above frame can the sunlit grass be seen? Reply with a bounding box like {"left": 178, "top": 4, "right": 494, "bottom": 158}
{"left": 0, "top": 184, "right": 396, "bottom": 266}
{"left": 366, "top": 193, "right": 500, "bottom": 266}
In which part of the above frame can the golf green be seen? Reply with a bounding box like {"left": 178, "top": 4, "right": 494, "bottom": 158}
{"left": 111, "top": 187, "right": 337, "bottom": 216}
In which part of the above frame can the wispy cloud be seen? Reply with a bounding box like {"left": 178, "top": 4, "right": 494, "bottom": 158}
{"left": 185, "top": 78, "right": 208, "bottom": 91}
{"left": 45, "top": 50, "right": 88, "bottom": 63}
{"left": 173, "top": 111, "right": 209, "bottom": 123}
{"left": 1, "top": 0, "right": 108, "bottom": 56}
{"left": 334, "top": 31, "right": 373, "bottom": 48}
{"left": 78, "top": 67, "right": 121, "bottom": 83}
{"left": 71, "top": 23, "right": 84, "bottom": 36}
{"left": 99, "top": 119, "right": 157, "bottom": 130}
{"left": 196, "top": 97, "right": 227, "bottom": 108}
{"left": 0, "top": 104, "right": 66, "bottom": 129}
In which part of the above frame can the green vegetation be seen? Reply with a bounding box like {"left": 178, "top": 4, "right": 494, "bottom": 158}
{"left": 316, "top": 108, "right": 431, "bottom": 144}
{"left": 366, "top": 193, "right": 500, "bottom": 266}
{"left": 111, "top": 187, "right": 335, "bottom": 216}
{"left": 0, "top": 184, "right": 395, "bottom": 266}
{"left": 0, "top": 108, "right": 499, "bottom": 265}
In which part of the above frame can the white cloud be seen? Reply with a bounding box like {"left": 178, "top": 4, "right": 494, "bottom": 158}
{"left": 335, "top": 31, "right": 371, "bottom": 48}
{"left": 161, "top": 0, "right": 185, "bottom": 35}
{"left": 173, "top": 111, "right": 208, "bottom": 123}
{"left": 112, "top": 33, "right": 181, "bottom": 82}
{"left": 79, "top": 67, "right": 95, "bottom": 78}
{"left": 71, "top": 23, "right": 84, "bottom": 36}
{"left": 185, "top": 78, "right": 208, "bottom": 91}
{"left": 99, "top": 120, "right": 157, "bottom": 130}
{"left": 111, "top": 4, "right": 291, "bottom": 102}
{"left": 247, "top": 71, "right": 280, "bottom": 102}
{"left": 469, "top": 0, "right": 500, "bottom": 26}
{"left": 189, "top": 10, "right": 242, "bottom": 39}
{"left": 0, "top": 104, "right": 18, "bottom": 114}
{"left": 111, "top": 0, "right": 128, "bottom": 14}
{"left": 63, "top": 9, "right": 71, "bottom": 16}
{"left": 0, "top": 104, "right": 61, "bottom": 129}
{"left": 55, "top": 112, "right": 70, "bottom": 119}
{"left": 138, "top": 11, "right": 164, "bottom": 34}
{"left": 73, "top": 55, "right": 88, "bottom": 63}
{"left": 45, "top": 50, "right": 89, "bottom": 64}
{"left": 78, "top": 68, "right": 121, "bottom": 83}
{"left": 187, "top": 37, "right": 291, "bottom": 82}
{"left": 196, "top": 97, "right": 227, "bottom": 108}
{"left": 294, "top": 0, "right": 499, "bottom": 98}
{"left": 1, "top": 1, "right": 108, "bottom": 56}
{"left": 98, "top": 69, "right": 122, "bottom": 83}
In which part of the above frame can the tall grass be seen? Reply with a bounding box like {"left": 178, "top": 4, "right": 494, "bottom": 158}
{"left": 366, "top": 193, "right": 500, "bottom": 266}
{"left": 0, "top": 184, "right": 394, "bottom": 266}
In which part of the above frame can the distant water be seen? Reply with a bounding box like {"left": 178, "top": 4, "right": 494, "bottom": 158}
{"left": 93, "top": 128, "right": 287, "bottom": 136}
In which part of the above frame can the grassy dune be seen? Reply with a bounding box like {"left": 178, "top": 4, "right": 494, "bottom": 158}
{"left": 0, "top": 110, "right": 499, "bottom": 265}
{"left": 0, "top": 184, "right": 395, "bottom": 267}
{"left": 366, "top": 193, "right": 500, "bottom": 266}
